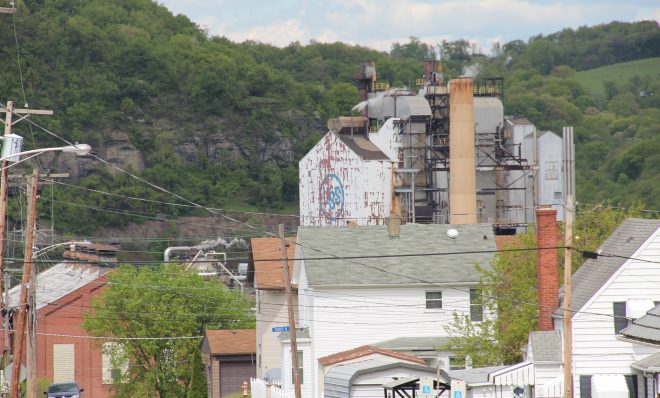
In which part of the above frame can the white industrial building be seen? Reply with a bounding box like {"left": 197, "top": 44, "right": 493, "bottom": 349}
{"left": 299, "top": 70, "right": 565, "bottom": 230}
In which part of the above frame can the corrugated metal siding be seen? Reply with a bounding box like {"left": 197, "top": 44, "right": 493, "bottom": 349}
{"left": 53, "top": 343, "right": 75, "bottom": 383}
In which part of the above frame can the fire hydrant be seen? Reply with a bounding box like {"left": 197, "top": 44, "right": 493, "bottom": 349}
{"left": 242, "top": 381, "right": 249, "bottom": 396}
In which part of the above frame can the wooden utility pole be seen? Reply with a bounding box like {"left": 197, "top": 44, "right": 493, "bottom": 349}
{"left": 10, "top": 169, "right": 38, "bottom": 398}
{"left": 279, "top": 224, "right": 301, "bottom": 398}
{"left": 0, "top": 102, "right": 52, "bottom": 388}
{"left": 562, "top": 126, "right": 575, "bottom": 398}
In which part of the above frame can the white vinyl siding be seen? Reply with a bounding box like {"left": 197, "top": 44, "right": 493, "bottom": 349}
{"left": 53, "top": 344, "right": 74, "bottom": 383}
{"left": 571, "top": 229, "right": 660, "bottom": 398}
{"left": 306, "top": 286, "right": 482, "bottom": 397}
{"left": 256, "top": 290, "right": 298, "bottom": 378}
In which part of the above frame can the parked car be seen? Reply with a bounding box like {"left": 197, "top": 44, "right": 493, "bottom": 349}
{"left": 45, "top": 382, "right": 83, "bottom": 398}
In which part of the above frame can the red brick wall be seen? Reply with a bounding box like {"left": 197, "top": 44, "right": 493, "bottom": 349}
{"left": 0, "top": 274, "right": 112, "bottom": 397}
{"left": 536, "top": 208, "right": 559, "bottom": 331}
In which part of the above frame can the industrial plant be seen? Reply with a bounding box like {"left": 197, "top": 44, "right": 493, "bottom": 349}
{"left": 299, "top": 61, "right": 565, "bottom": 232}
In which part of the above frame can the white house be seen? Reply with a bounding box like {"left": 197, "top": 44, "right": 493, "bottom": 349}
{"left": 252, "top": 237, "right": 298, "bottom": 380}
{"left": 491, "top": 218, "right": 660, "bottom": 397}
{"left": 281, "top": 222, "right": 497, "bottom": 397}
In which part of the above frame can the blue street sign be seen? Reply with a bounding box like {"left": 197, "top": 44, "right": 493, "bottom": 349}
{"left": 422, "top": 386, "right": 431, "bottom": 393}
{"left": 454, "top": 392, "right": 462, "bottom": 398}
{"left": 272, "top": 326, "right": 290, "bottom": 332}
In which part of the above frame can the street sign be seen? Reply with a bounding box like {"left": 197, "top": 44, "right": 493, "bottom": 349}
{"left": 271, "top": 326, "right": 290, "bottom": 333}
{"left": 419, "top": 376, "right": 433, "bottom": 398}
{"left": 451, "top": 379, "right": 466, "bottom": 398}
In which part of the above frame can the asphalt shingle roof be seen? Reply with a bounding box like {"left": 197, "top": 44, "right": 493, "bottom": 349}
{"left": 556, "top": 219, "right": 660, "bottom": 317}
{"left": 529, "top": 331, "right": 562, "bottom": 362}
{"left": 297, "top": 223, "right": 496, "bottom": 286}
{"left": 621, "top": 303, "right": 660, "bottom": 344}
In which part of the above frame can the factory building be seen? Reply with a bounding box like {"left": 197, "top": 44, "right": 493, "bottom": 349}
{"left": 299, "top": 61, "right": 565, "bottom": 231}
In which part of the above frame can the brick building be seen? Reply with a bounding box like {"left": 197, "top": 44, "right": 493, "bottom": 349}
{"left": 1, "top": 263, "right": 114, "bottom": 397}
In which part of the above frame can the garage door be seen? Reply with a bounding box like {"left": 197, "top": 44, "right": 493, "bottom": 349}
{"left": 220, "top": 361, "right": 255, "bottom": 397}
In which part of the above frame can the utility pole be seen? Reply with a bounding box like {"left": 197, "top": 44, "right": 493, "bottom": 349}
{"left": 10, "top": 168, "right": 38, "bottom": 398}
{"left": 0, "top": 102, "right": 52, "bottom": 376}
{"left": 279, "top": 224, "right": 301, "bottom": 398}
{"left": 0, "top": 102, "right": 52, "bottom": 396}
{"left": 562, "top": 126, "right": 575, "bottom": 398}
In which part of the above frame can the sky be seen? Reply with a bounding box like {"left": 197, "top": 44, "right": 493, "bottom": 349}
{"left": 158, "top": 0, "right": 660, "bottom": 54}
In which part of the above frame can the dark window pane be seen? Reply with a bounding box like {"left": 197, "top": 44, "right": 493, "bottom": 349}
{"left": 613, "top": 302, "right": 628, "bottom": 333}
{"left": 470, "top": 288, "right": 483, "bottom": 321}
{"left": 625, "top": 375, "right": 637, "bottom": 398}
{"left": 426, "top": 291, "right": 442, "bottom": 309}
{"left": 580, "top": 375, "right": 592, "bottom": 398}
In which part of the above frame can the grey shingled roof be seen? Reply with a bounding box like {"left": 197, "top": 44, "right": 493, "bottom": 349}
{"left": 297, "top": 224, "right": 496, "bottom": 286}
{"left": 529, "top": 331, "right": 562, "bottom": 362}
{"left": 374, "top": 336, "right": 452, "bottom": 351}
{"left": 8, "top": 263, "right": 108, "bottom": 310}
{"left": 556, "top": 219, "right": 660, "bottom": 317}
{"left": 621, "top": 304, "right": 660, "bottom": 345}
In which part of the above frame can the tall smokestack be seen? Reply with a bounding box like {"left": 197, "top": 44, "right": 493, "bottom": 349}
{"left": 449, "top": 78, "right": 477, "bottom": 224}
{"left": 536, "top": 207, "right": 559, "bottom": 331}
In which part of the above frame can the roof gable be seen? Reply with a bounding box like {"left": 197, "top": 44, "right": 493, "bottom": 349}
{"left": 297, "top": 223, "right": 496, "bottom": 286}
{"left": 318, "top": 345, "right": 426, "bottom": 366}
{"left": 8, "top": 263, "right": 109, "bottom": 310}
{"left": 558, "top": 219, "right": 660, "bottom": 317}
{"left": 203, "top": 329, "right": 256, "bottom": 355}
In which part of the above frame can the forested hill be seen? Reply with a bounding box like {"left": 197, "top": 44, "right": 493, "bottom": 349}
{"left": 0, "top": 0, "right": 658, "bottom": 236}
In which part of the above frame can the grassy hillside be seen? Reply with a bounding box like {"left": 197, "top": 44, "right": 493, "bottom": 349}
{"left": 575, "top": 57, "right": 660, "bottom": 95}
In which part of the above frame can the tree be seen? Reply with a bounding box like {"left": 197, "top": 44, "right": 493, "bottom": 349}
{"left": 443, "top": 207, "right": 651, "bottom": 366}
{"left": 83, "top": 265, "right": 255, "bottom": 398}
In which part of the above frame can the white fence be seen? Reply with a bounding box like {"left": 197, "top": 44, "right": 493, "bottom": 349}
{"left": 250, "top": 378, "right": 294, "bottom": 398}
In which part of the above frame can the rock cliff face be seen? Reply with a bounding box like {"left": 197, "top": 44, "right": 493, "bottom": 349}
{"left": 42, "top": 111, "right": 324, "bottom": 182}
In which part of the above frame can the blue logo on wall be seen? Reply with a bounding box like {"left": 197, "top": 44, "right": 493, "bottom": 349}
{"left": 319, "top": 173, "right": 344, "bottom": 221}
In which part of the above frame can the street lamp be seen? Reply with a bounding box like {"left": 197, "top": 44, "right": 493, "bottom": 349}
{"left": 0, "top": 133, "right": 91, "bottom": 164}
{"left": 0, "top": 135, "right": 92, "bottom": 398}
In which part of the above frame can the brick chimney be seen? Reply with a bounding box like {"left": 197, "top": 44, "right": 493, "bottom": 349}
{"left": 536, "top": 207, "right": 558, "bottom": 331}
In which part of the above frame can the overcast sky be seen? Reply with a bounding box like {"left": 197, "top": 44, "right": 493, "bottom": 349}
{"left": 158, "top": 0, "right": 660, "bottom": 53}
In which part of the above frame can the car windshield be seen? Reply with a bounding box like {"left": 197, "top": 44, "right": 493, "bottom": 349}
{"left": 48, "top": 383, "right": 79, "bottom": 393}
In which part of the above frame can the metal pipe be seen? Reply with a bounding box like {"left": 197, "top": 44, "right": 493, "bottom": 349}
{"left": 164, "top": 246, "right": 192, "bottom": 262}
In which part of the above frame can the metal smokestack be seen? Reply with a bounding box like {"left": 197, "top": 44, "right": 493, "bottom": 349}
{"left": 449, "top": 78, "right": 477, "bottom": 224}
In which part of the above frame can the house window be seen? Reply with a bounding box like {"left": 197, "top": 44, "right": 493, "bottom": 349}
{"left": 292, "top": 350, "right": 303, "bottom": 385}
{"left": 449, "top": 357, "right": 465, "bottom": 370}
{"left": 624, "top": 375, "right": 637, "bottom": 398}
{"left": 470, "top": 288, "right": 483, "bottom": 321}
{"left": 579, "top": 375, "right": 592, "bottom": 398}
{"left": 102, "top": 342, "right": 128, "bottom": 384}
{"left": 53, "top": 344, "right": 75, "bottom": 383}
{"left": 426, "top": 291, "right": 443, "bottom": 309}
{"left": 613, "top": 302, "right": 629, "bottom": 334}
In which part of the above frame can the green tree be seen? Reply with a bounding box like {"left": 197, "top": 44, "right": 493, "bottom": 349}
{"left": 83, "top": 265, "right": 255, "bottom": 398}
{"left": 443, "top": 207, "right": 651, "bottom": 365}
